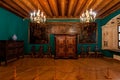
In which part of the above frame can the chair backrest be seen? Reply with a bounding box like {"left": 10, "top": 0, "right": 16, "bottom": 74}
{"left": 80, "top": 46, "right": 85, "bottom": 53}
{"left": 95, "top": 46, "right": 99, "bottom": 52}
{"left": 47, "top": 46, "right": 51, "bottom": 53}
{"left": 31, "top": 46, "right": 35, "bottom": 52}
{"left": 86, "top": 46, "right": 91, "bottom": 52}
{"left": 39, "top": 46, "right": 43, "bottom": 53}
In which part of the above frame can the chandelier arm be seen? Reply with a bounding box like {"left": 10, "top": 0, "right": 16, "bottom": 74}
{"left": 80, "top": 9, "right": 96, "bottom": 23}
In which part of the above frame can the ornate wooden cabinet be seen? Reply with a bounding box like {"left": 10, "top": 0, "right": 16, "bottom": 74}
{"left": 0, "top": 40, "right": 24, "bottom": 65}
{"left": 55, "top": 34, "right": 77, "bottom": 58}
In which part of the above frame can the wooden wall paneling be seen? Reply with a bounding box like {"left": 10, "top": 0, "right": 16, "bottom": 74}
{"left": 29, "top": 22, "right": 97, "bottom": 44}
{"left": 47, "top": 22, "right": 97, "bottom": 43}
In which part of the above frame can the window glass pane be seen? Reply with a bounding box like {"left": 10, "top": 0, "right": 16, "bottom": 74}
{"left": 119, "top": 34, "right": 120, "bottom": 40}
{"left": 119, "top": 26, "right": 120, "bottom": 32}
{"left": 119, "top": 42, "right": 120, "bottom": 46}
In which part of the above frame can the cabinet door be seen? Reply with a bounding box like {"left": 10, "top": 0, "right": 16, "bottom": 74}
{"left": 66, "top": 35, "right": 77, "bottom": 57}
{"left": 55, "top": 35, "right": 66, "bottom": 57}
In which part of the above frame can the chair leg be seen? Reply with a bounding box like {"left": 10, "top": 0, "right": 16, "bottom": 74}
{"left": 31, "top": 53, "right": 34, "bottom": 58}
{"left": 0, "top": 61, "right": 1, "bottom": 66}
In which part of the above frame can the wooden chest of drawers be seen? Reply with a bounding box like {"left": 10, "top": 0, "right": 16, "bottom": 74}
{"left": 0, "top": 40, "right": 24, "bottom": 65}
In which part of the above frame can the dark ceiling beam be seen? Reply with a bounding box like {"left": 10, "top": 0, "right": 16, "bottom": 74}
{"left": 28, "top": 0, "right": 37, "bottom": 9}
{"left": 67, "top": 0, "right": 78, "bottom": 17}
{"left": 29, "top": 0, "right": 47, "bottom": 16}
{"left": 92, "top": 0, "right": 103, "bottom": 10}
{"left": 95, "top": 0, "right": 112, "bottom": 13}
{"left": 47, "top": 0, "right": 58, "bottom": 16}
{"left": 12, "top": 0, "right": 29, "bottom": 14}
{"left": 19, "top": 0, "right": 34, "bottom": 12}
{"left": 0, "top": 0, "right": 26, "bottom": 17}
{"left": 38, "top": 0, "right": 53, "bottom": 17}
{"left": 88, "top": 0, "right": 96, "bottom": 9}
{"left": 79, "top": 0, "right": 94, "bottom": 16}
{"left": 0, "top": 1, "right": 25, "bottom": 18}
{"left": 97, "top": 0, "right": 120, "bottom": 17}
{"left": 1, "top": 0, "right": 27, "bottom": 16}
{"left": 11, "top": 0, "right": 28, "bottom": 15}
{"left": 0, "top": 0, "right": 119, "bottom": 19}
{"left": 99, "top": 2, "right": 120, "bottom": 18}
{"left": 58, "top": 0, "right": 67, "bottom": 16}
{"left": 73, "top": 0, "right": 85, "bottom": 16}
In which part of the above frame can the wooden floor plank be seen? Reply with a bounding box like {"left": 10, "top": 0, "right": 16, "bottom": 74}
{"left": 0, "top": 58, "right": 120, "bottom": 80}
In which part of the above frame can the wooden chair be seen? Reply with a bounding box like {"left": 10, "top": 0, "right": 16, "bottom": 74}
{"left": 95, "top": 46, "right": 103, "bottom": 58}
{"left": 87, "top": 46, "right": 95, "bottom": 58}
{"left": 37, "top": 46, "right": 44, "bottom": 58}
{"left": 30, "top": 46, "right": 36, "bottom": 58}
{"left": 80, "top": 46, "right": 87, "bottom": 58}
{"left": 44, "top": 46, "right": 52, "bottom": 58}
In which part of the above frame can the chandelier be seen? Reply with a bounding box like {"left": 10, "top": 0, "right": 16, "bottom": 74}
{"left": 80, "top": 9, "right": 96, "bottom": 23}
{"left": 30, "top": 10, "right": 46, "bottom": 23}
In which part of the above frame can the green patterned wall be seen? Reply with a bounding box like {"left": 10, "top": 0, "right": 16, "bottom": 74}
{"left": 0, "top": 7, "right": 120, "bottom": 57}
{"left": 0, "top": 7, "right": 29, "bottom": 53}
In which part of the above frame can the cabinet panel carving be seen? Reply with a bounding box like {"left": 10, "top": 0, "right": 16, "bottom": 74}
{"left": 55, "top": 34, "right": 77, "bottom": 58}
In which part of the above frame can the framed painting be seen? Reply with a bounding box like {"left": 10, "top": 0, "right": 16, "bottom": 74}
{"left": 77, "top": 22, "right": 97, "bottom": 43}
{"left": 29, "top": 23, "right": 49, "bottom": 44}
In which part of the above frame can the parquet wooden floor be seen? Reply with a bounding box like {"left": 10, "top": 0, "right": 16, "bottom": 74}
{"left": 0, "top": 57, "right": 120, "bottom": 80}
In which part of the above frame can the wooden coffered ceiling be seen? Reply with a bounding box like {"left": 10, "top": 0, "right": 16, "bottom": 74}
{"left": 0, "top": 0, "right": 120, "bottom": 19}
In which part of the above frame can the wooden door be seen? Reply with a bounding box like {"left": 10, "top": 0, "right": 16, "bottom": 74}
{"left": 55, "top": 35, "right": 66, "bottom": 58}
{"left": 66, "top": 35, "right": 77, "bottom": 58}
{"left": 55, "top": 34, "right": 77, "bottom": 58}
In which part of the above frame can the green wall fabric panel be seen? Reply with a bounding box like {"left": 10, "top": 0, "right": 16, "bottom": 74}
{"left": 49, "top": 34, "right": 55, "bottom": 54}
{"left": 0, "top": 7, "right": 119, "bottom": 57}
{"left": 0, "top": 7, "right": 28, "bottom": 53}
